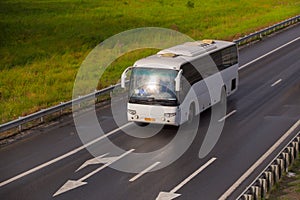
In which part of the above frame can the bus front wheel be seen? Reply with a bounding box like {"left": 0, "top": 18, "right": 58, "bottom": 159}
{"left": 134, "top": 122, "right": 149, "bottom": 127}
{"left": 188, "top": 104, "right": 195, "bottom": 123}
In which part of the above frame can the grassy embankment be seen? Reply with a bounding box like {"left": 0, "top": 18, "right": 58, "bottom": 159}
{"left": 0, "top": 0, "right": 300, "bottom": 123}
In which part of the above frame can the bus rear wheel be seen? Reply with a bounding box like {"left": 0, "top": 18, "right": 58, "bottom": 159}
{"left": 219, "top": 87, "right": 227, "bottom": 105}
{"left": 188, "top": 104, "right": 195, "bottom": 123}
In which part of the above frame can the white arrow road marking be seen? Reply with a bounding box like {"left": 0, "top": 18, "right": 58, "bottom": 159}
{"left": 156, "top": 192, "right": 181, "bottom": 200}
{"left": 155, "top": 157, "right": 217, "bottom": 200}
{"left": 129, "top": 162, "right": 160, "bottom": 182}
{"left": 53, "top": 149, "right": 135, "bottom": 197}
{"left": 0, "top": 123, "right": 132, "bottom": 188}
{"left": 271, "top": 79, "right": 282, "bottom": 87}
{"left": 53, "top": 180, "right": 88, "bottom": 197}
{"left": 76, "top": 153, "right": 111, "bottom": 172}
{"left": 218, "top": 110, "right": 237, "bottom": 122}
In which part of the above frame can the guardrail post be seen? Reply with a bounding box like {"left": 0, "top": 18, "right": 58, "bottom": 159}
{"left": 254, "top": 181, "right": 262, "bottom": 200}
{"left": 240, "top": 194, "right": 253, "bottom": 200}
{"left": 78, "top": 96, "right": 81, "bottom": 108}
{"left": 297, "top": 136, "right": 300, "bottom": 144}
{"left": 263, "top": 171, "right": 273, "bottom": 191}
{"left": 18, "top": 117, "right": 22, "bottom": 132}
{"left": 40, "top": 109, "right": 44, "bottom": 123}
{"left": 293, "top": 141, "right": 299, "bottom": 159}
{"left": 251, "top": 186, "right": 261, "bottom": 200}
{"left": 288, "top": 146, "right": 295, "bottom": 164}
{"left": 276, "top": 158, "right": 284, "bottom": 179}
{"left": 258, "top": 178, "right": 267, "bottom": 198}
{"left": 60, "top": 102, "right": 64, "bottom": 115}
{"left": 282, "top": 152, "right": 290, "bottom": 172}
{"left": 271, "top": 164, "right": 280, "bottom": 183}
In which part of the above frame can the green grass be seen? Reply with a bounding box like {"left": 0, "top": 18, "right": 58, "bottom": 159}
{"left": 0, "top": 0, "right": 300, "bottom": 123}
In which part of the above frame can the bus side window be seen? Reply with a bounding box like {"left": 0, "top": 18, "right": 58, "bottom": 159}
{"left": 230, "top": 46, "right": 238, "bottom": 65}
{"left": 178, "top": 76, "right": 190, "bottom": 103}
{"left": 181, "top": 62, "right": 203, "bottom": 85}
{"left": 210, "top": 51, "right": 223, "bottom": 70}
{"left": 222, "top": 47, "right": 231, "bottom": 68}
{"left": 211, "top": 45, "right": 238, "bottom": 71}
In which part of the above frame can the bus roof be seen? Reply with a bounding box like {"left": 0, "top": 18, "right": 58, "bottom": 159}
{"left": 133, "top": 40, "right": 236, "bottom": 70}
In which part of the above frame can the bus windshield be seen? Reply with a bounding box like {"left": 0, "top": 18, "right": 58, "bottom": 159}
{"left": 129, "top": 68, "right": 178, "bottom": 105}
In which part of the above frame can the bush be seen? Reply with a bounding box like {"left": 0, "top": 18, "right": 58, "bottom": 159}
{"left": 186, "top": 1, "right": 194, "bottom": 8}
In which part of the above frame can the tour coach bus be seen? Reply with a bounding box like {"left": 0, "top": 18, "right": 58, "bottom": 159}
{"left": 121, "top": 40, "right": 238, "bottom": 126}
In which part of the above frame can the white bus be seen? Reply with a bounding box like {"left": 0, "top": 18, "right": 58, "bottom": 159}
{"left": 121, "top": 40, "right": 238, "bottom": 126}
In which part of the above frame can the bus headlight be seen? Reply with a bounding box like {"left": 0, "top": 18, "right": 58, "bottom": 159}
{"left": 128, "top": 109, "right": 136, "bottom": 115}
{"left": 164, "top": 113, "right": 176, "bottom": 118}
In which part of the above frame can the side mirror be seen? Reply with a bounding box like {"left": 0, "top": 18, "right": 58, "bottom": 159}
{"left": 121, "top": 67, "right": 132, "bottom": 88}
{"left": 175, "top": 69, "right": 183, "bottom": 92}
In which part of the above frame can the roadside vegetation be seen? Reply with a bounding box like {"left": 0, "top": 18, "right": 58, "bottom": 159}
{"left": 0, "top": 0, "right": 300, "bottom": 123}
{"left": 269, "top": 156, "right": 300, "bottom": 200}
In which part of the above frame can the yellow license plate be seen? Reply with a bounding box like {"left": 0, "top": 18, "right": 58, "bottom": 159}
{"left": 145, "top": 118, "right": 155, "bottom": 122}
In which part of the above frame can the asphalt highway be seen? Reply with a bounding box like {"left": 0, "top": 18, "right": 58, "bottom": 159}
{"left": 0, "top": 24, "right": 299, "bottom": 200}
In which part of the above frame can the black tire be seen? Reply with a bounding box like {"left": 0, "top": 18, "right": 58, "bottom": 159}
{"left": 219, "top": 87, "right": 227, "bottom": 105}
{"left": 134, "top": 122, "right": 149, "bottom": 127}
{"left": 187, "top": 103, "right": 195, "bottom": 124}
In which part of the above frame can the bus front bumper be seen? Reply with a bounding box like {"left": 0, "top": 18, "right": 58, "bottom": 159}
{"left": 127, "top": 104, "right": 180, "bottom": 126}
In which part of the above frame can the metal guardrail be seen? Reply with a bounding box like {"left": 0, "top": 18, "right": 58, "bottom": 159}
{"left": 1, "top": 15, "right": 300, "bottom": 134}
{"left": 234, "top": 15, "right": 300, "bottom": 45}
{"left": 0, "top": 84, "right": 118, "bottom": 133}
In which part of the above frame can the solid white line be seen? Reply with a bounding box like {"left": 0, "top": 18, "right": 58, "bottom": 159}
{"left": 170, "top": 157, "right": 217, "bottom": 193}
{"left": 218, "top": 119, "right": 300, "bottom": 200}
{"left": 129, "top": 162, "right": 160, "bottom": 182}
{"left": 271, "top": 79, "right": 282, "bottom": 87}
{"left": 218, "top": 110, "right": 237, "bottom": 122}
{"left": 0, "top": 123, "right": 131, "bottom": 188}
{"left": 238, "top": 37, "right": 300, "bottom": 70}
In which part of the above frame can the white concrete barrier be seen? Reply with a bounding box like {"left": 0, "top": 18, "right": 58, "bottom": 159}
{"left": 258, "top": 178, "right": 267, "bottom": 198}
{"left": 271, "top": 164, "right": 280, "bottom": 183}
